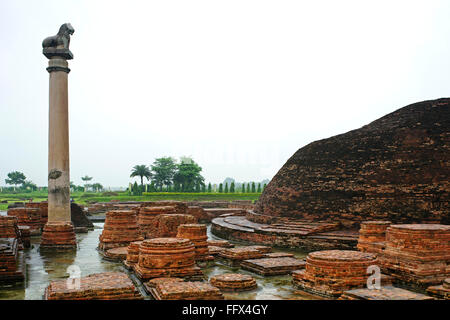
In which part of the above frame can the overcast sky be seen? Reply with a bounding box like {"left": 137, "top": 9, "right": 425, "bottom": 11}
{"left": 0, "top": 0, "right": 449, "bottom": 188}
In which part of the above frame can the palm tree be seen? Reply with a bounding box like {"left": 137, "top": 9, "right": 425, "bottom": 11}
{"left": 130, "top": 165, "right": 152, "bottom": 186}
{"left": 81, "top": 175, "right": 93, "bottom": 192}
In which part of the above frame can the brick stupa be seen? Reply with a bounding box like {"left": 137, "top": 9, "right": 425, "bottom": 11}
{"left": 98, "top": 210, "right": 143, "bottom": 251}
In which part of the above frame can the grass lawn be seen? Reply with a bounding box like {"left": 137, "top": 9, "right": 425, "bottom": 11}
{"left": 0, "top": 191, "right": 261, "bottom": 209}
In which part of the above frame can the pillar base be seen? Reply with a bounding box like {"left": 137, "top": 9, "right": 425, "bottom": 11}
{"left": 40, "top": 221, "right": 77, "bottom": 251}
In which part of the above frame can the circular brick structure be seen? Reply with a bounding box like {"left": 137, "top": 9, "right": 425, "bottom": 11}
{"left": 134, "top": 238, "right": 203, "bottom": 281}
{"left": 98, "top": 210, "right": 143, "bottom": 251}
{"left": 292, "top": 250, "right": 378, "bottom": 297}
{"left": 210, "top": 273, "right": 257, "bottom": 292}
{"left": 176, "top": 224, "right": 213, "bottom": 261}
{"left": 124, "top": 240, "right": 143, "bottom": 268}
{"left": 145, "top": 277, "right": 184, "bottom": 288}
{"left": 357, "top": 221, "right": 391, "bottom": 253}
{"left": 40, "top": 221, "right": 77, "bottom": 250}
{"left": 138, "top": 206, "right": 175, "bottom": 239}
{"left": 105, "top": 246, "right": 128, "bottom": 261}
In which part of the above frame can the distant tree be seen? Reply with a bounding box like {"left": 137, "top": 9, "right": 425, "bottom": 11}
{"left": 257, "top": 183, "right": 261, "bottom": 192}
{"left": 241, "top": 183, "right": 246, "bottom": 193}
{"left": 22, "top": 180, "right": 37, "bottom": 191}
{"left": 263, "top": 183, "right": 267, "bottom": 190}
{"left": 207, "top": 183, "right": 212, "bottom": 193}
{"left": 230, "top": 182, "right": 235, "bottom": 193}
{"left": 173, "top": 157, "right": 205, "bottom": 192}
{"left": 130, "top": 165, "right": 151, "bottom": 186}
{"left": 246, "top": 183, "right": 250, "bottom": 193}
{"left": 5, "top": 171, "right": 26, "bottom": 191}
{"left": 224, "top": 182, "right": 229, "bottom": 193}
{"left": 81, "top": 175, "right": 93, "bottom": 192}
{"left": 218, "top": 183, "right": 223, "bottom": 193}
{"left": 132, "top": 181, "right": 142, "bottom": 195}
{"left": 151, "top": 157, "right": 177, "bottom": 191}
{"left": 201, "top": 184, "right": 206, "bottom": 193}
{"left": 251, "top": 182, "right": 256, "bottom": 193}
{"left": 92, "top": 183, "right": 104, "bottom": 192}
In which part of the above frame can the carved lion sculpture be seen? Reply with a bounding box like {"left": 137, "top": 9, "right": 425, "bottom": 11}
{"left": 42, "top": 23, "right": 75, "bottom": 50}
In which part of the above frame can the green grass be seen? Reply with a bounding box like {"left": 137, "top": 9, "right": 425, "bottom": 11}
{"left": 0, "top": 191, "right": 261, "bottom": 207}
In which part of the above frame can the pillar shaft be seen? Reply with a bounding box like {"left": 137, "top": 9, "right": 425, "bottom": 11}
{"left": 48, "top": 58, "right": 71, "bottom": 222}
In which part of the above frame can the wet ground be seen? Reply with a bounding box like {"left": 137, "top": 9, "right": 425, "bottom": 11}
{"left": 0, "top": 221, "right": 319, "bottom": 300}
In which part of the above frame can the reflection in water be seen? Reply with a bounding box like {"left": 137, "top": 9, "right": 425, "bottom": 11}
{"left": 0, "top": 222, "right": 318, "bottom": 300}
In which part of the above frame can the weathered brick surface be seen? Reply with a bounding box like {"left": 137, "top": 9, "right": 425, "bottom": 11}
{"left": 218, "top": 247, "right": 265, "bottom": 267}
{"left": 256, "top": 99, "right": 450, "bottom": 227}
{"left": 340, "top": 285, "right": 434, "bottom": 300}
{"left": 0, "top": 238, "right": 25, "bottom": 283}
{"left": 40, "top": 221, "right": 77, "bottom": 250}
{"left": 98, "top": 210, "right": 143, "bottom": 251}
{"left": 149, "top": 281, "right": 224, "bottom": 300}
{"left": 207, "top": 240, "right": 234, "bottom": 248}
{"left": 138, "top": 206, "right": 175, "bottom": 239}
{"left": 210, "top": 273, "right": 257, "bottom": 292}
{"left": 133, "top": 238, "right": 203, "bottom": 281}
{"left": 157, "top": 214, "right": 196, "bottom": 237}
{"left": 104, "top": 246, "right": 128, "bottom": 261}
{"left": 357, "top": 221, "right": 391, "bottom": 254}
{"left": 176, "top": 224, "right": 213, "bottom": 261}
{"left": 7, "top": 207, "right": 41, "bottom": 234}
{"left": 124, "top": 240, "right": 143, "bottom": 268}
{"left": 241, "top": 257, "right": 306, "bottom": 276}
{"left": 379, "top": 224, "right": 450, "bottom": 287}
{"left": 44, "top": 272, "right": 143, "bottom": 300}
{"left": 25, "top": 201, "right": 48, "bottom": 228}
{"left": 292, "top": 250, "right": 378, "bottom": 297}
{"left": 186, "top": 206, "right": 209, "bottom": 222}
{"left": 426, "top": 278, "right": 450, "bottom": 300}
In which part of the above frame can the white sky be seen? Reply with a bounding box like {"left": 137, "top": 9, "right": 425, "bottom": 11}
{"left": 0, "top": 0, "right": 449, "bottom": 187}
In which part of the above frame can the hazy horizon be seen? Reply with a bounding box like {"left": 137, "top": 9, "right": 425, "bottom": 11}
{"left": 1, "top": 1, "right": 450, "bottom": 188}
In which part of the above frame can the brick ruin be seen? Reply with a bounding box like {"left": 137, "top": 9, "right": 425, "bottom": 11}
{"left": 98, "top": 210, "right": 143, "bottom": 251}
{"left": 210, "top": 273, "right": 257, "bottom": 292}
{"left": 7, "top": 207, "right": 41, "bottom": 235}
{"left": 176, "top": 224, "right": 213, "bottom": 262}
{"left": 148, "top": 280, "right": 224, "bottom": 300}
{"left": 241, "top": 257, "right": 306, "bottom": 276}
{"left": 40, "top": 221, "right": 77, "bottom": 250}
{"left": 0, "top": 238, "right": 25, "bottom": 283}
{"left": 138, "top": 206, "right": 175, "bottom": 238}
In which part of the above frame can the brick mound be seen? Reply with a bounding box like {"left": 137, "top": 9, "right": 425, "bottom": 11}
{"left": 340, "top": 285, "right": 434, "bottom": 300}
{"left": 186, "top": 206, "right": 209, "bottom": 222}
{"left": 292, "top": 250, "right": 378, "bottom": 297}
{"left": 7, "top": 207, "right": 41, "bottom": 234}
{"left": 0, "top": 216, "right": 21, "bottom": 242}
{"left": 207, "top": 240, "right": 234, "bottom": 248}
{"left": 138, "top": 206, "right": 176, "bottom": 239}
{"left": 40, "top": 222, "right": 77, "bottom": 250}
{"left": 0, "top": 238, "right": 25, "bottom": 283}
{"left": 145, "top": 201, "right": 188, "bottom": 214}
{"left": 210, "top": 273, "right": 257, "bottom": 292}
{"left": 264, "top": 252, "right": 294, "bottom": 258}
{"left": 133, "top": 238, "right": 203, "bottom": 281}
{"left": 149, "top": 281, "right": 224, "bottom": 300}
{"left": 158, "top": 214, "right": 196, "bottom": 237}
{"left": 380, "top": 224, "right": 450, "bottom": 287}
{"left": 241, "top": 257, "right": 306, "bottom": 276}
{"left": 256, "top": 98, "right": 450, "bottom": 228}
{"left": 357, "top": 221, "right": 391, "bottom": 254}
{"left": 18, "top": 226, "right": 31, "bottom": 248}
{"left": 104, "top": 246, "right": 128, "bottom": 261}
{"left": 124, "top": 240, "right": 143, "bottom": 269}
{"left": 98, "top": 210, "right": 143, "bottom": 251}
{"left": 44, "top": 272, "right": 143, "bottom": 300}
{"left": 177, "top": 224, "right": 213, "bottom": 262}
{"left": 426, "top": 278, "right": 450, "bottom": 300}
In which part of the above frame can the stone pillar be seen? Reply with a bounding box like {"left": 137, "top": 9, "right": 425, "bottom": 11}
{"left": 40, "top": 23, "right": 76, "bottom": 250}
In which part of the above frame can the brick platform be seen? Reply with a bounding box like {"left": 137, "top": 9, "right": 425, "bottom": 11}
{"left": 144, "top": 201, "right": 188, "bottom": 214}
{"left": 149, "top": 281, "right": 224, "bottom": 300}
{"left": 186, "top": 206, "right": 209, "bottom": 222}
{"left": 292, "top": 250, "right": 378, "bottom": 298}
{"left": 158, "top": 214, "right": 196, "bottom": 237}
{"left": 123, "top": 240, "right": 143, "bottom": 269}
{"left": 25, "top": 202, "right": 48, "bottom": 228}
{"left": 218, "top": 247, "right": 265, "bottom": 267}
{"left": 426, "top": 278, "right": 450, "bottom": 300}
{"left": 0, "top": 216, "right": 22, "bottom": 246}
{"left": 177, "top": 224, "right": 213, "bottom": 262}
{"left": 133, "top": 238, "right": 203, "bottom": 281}
{"left": 40, "top": 221, "right": 77, "bottom": 250}
{"left": 241, "top": 257, "right": 306, "bottom": 276}
{"left": 210, "top": 273, "right": 257, "bottom": 292}
{"left": 98, "top": 210, "right": 143, "bottom": 251}
{"left": 264, "top": 252, "right": 294, "bottom": 258}
{"left": 379, "top": 224, "right": 450, "bottom": 288}
{"left": 246, "top": 245, "right": 272, "bottom": 254}
{"left": 0, "top": 238, "right": 25, "bottom": 283}
{"left": 44, "top": 272, "right": 143, "bottom": 300}
{"left": 357, "top": 221, "right": 391, "bottom": 254}
{"left": 7, "top": 207, "right": 41, "bottom": 235}
{"left": 208, "top": 246, "right": 226, "bottom": 256}
{"left": 138, "top": 206, "right": 175, "bottom": 239}
{"left": 340, "top": 285, "right": 434, "bottom": 300}
{"left": 18, "top": 226, "right": 31, "bottom": 248}
{"left": 104, "top": 246, "right": 128, "bottom": 261}
{"left": 207, "top": 240, "right": 234, "bottom": 248}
